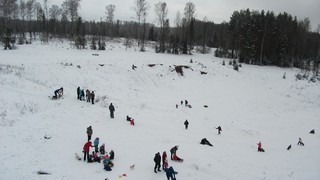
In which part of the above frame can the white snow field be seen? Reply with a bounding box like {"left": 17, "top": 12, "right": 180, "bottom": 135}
{"left": 0, "top": 40, "right": 319, "bottom": 180}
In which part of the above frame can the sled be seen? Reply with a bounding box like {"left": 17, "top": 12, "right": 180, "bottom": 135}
{"left": 75, "top": 153, "right": 81, "bottom": 161}
{"left": 172, "top": 159, "right": 183, "bottom": 162}
{"left": 118, "top": 173, "right": 127, "bottom": 178}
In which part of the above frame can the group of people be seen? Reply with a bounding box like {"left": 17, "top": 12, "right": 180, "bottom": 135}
{"left": 154, "top": 146, "right": 181, "bottom": 179}
{"left": 176, "top": 99, "right": 192, "bottom": 109}
{"left": 83, "top": 126, "right": 115, "bottom": 171}
{"left": 77, "top": 87, "right": 95, "bottom": 104}
{"left": 257, "top": 130, "right": 315, "bottom": 152}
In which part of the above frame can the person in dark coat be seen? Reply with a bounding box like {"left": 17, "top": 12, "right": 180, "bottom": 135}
{"left": 153, "top": 152, "right": 161, "bottom": 173}
{"left": 185, "top": 100, "right": 188, "bottom": 107}
{"left": 297, "top": 138, "right": 304, "bottom": 146}
{"left": 99, "top": 143, "right": 105, "bottom": 155}
{"left": 80, "top": 89, "right": 85, "bottom": 100}
{"left": 77, "top": 87, "right": 80, "bottom": 99}
{"left": 309, "top": 129, "right": 315, "bottom": 134}
{"left": 200, "top": 138, "right": 213, "bottom": 146}
{"left": 165, "top": 166, "right": 177, "bottom": 180}
{"left": 126, "top": 115, "right": 131, "bottom": 121}
{"left": 184, "top": 120, "right": 189, "bottom": 129}
{"left": 54, "top": 87, "right": 63, "bottom": 98}
{"left": 109, "top": 103, "right": 115, "bottom": 118}
{"left": 287, "top": 144, "right": 292, "bottom": 150}
{"left": 83, "top": 141, "right": 93, "bottom": 162}
{"left": 216, "top": 126, "right": 222, "bottom": 135}
{"left": 170, "top": 145, "right": 178, "bottom": 160}
{"left": 109, "top": 150, "right": 115, "bottom": 160}
{"left": 91, "top": 91, "right": 95, "bottom": 104}
{"left": 86, "top": 126, "right": 93, "bottom": 141}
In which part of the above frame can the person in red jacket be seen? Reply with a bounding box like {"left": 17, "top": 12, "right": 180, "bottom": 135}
{"left": 257, "top": 141, "right": 265, "bottom": 152}
{"left": 162, "top": 151, "right": 168, "bottom": 170}
{"left": 83, "top": 141, "right": 93, "bottom": 162}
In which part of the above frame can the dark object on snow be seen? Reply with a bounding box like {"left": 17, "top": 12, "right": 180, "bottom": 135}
{"left": 200, "top": 71, "right": 207, "bottom": 75}
{"left": 148, "top": 64, "right": 156, "bottom": 67}
{"left": 190, "top": 59, "right": 193, "bottom": 63}
{"left": 132, "top": 64, "right": 137, "bottom": 70}
{"left": 172, "top": 154, "right": 183, "bottom": 162}
{"left": 200, "top": 138, "right": 213, "bottom": 146}
{"left": 100, "top": 144, "right": 105, "bottom": 155}
{"left": 257, "top": 141, "right": 265, "bottom": 152}
{"left": 99, "top": 64, "right": 104, "bottom": 66}
{"left": 297, "top": 138, "right": 304, "bottom": 146}
{"left": 77, "top": 87, "right": 80, "bottom": 99}
{"left": 92, "top": 54, "right": 99, "bottom": 56}
{"left": 44, "top": 135, "right": 51, "bottom": 139}
{"left": 77, "top": 65, "right": 81, "bottom": 69}
{"left": 91, "top": 91, "right": 95, "bottom": 104}
{"left": 37, "top": 171, "right": 51, "bottom": 175}
{"left": 154, "top": 152, "right": 161, "bottom": 173}
{"left": 216, "top": 126, "right": 222, "bottom": 135}
{"left": 86, "top": 126, "right": 93, "bottom": 141}
{"left": 287, "top": 144, "right": 292, "bottom": 150}
{"left": 310, "top": 129, "right": 315, "bottom": 134}
{"left": 126, "top": 115, "right": 131, "bottom": 121}
{"left": 185, "top": 100, "right": 188, "bottom": 107}
{"left": 184, "top": 120, "right": 189, "bottom": 130}
{"left": 170, "top": 145, "right": 179, "bottom": 160}
{"left": 165, "top": 166, "right": 177, "bottom": 180}
{"left": 204, "top": 105, "right": 208, "bottom": 108}
{"left": 109, "top": 150, "right": 115, "bottom": 160}
{"left": 109, "top": 103, "right": 115, "bottom": 118}
{"left": 222, "top": 61, "right": 225, "bottom": 66}
{"left": 53, "top": 87, "right": 63, "bottom": 99}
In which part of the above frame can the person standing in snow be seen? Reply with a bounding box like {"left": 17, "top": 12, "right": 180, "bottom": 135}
{"left": 185, "top": 100, "right": 188, "bottom": 107}
{"left": 80, "top": 89, "right": 85, "bottom": 100}
{"left": 86, "top": 89, "right": 91, "bottom": 102}
{"left": 91, "top": 91, "right": 95, "bottom": 104}
{"left": 216, "top": 126, "right": 222, "bottom": 135}
{"left": 93, "top": 137, "right": 99, "bottom": 152}
{"left": 170, "top": 145, "right": 178, "bottom": 160}
{"left": 109, "top": 103, "right": 115, "bottom": 118}
{"left": 153, "top": 152, "right": 161, "bottom": 173}
{"left": 184, "top": 120, "right": 189, "bottom": 129}
{"left": 297, "top": 138, "right": 304, "bottom": 146}
{"left": 77, "top": 87, "right": 80, "bottom": 100}
{"left": 109, "top": 150, "right": 115, "bottom": 160}
{"left": 162, "top": 151, "right": 168, "bottom": 170}
{"left": 257, "top": 141, "right": 265, "bottom": 152}
{"left": 86, "top": 126, "right": 93, "bottom": 141}
{"left": 83, "top": 140, "right": 93, "bottom": 162}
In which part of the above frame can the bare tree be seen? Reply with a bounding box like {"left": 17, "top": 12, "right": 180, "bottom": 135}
{"left": 155, "top": 1, "right": 168, "bottom": 53}
{"left": 133, "top": 0, "right": 149, "bottom": 46}
{"left": 183, "top": 2, "right": 195, "bottom": 54}
{"left": 184, "top": 2, "right": 195, "bottom": 23}
{"left": 62, "top": 0, "right": 81, "bottom": 38}
{"left": 105, "top": 4, "right": 115, "bottom": 38}
{"left": 26, "top": 0, "right": 34, "bottom": 42}
{"left": 49, "top": 4, "right": 61, "bottom": 36}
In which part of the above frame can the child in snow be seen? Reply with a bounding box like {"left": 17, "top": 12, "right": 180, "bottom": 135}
{"left": 126, "top": 115, "right": 131, "bottom": 121}
{"left": 92, "top": 151, "right": 101, "bottom": 163}
{"left": 93, "top": 137, "right": 99, "bottom": 152}
{"left": 103, "top": 155, "right": 113, "bottom": 171}
{"left": 297, "top": 138, "right": 304, "bottom": 146}
{"left": 99, "top": 143, "right": 105, "bottom": 155}
{"left": 257, "top": 141, "right": 265, "bottom": 152}
{"left": 53, "top": 87, "right": 63, "bottom": 99}
{"left": 287, "top": 144, "right": 292, "bottom": 150}
{"left": 309, "top": 129, "right": 315, "bottom": 134}
{"left": 172, "top": 154, "right": 183, "bottom": 161}
{"left": 109, "top": 150, "right": 115, "bottom": 160}
{"left": 170, "top": 145, "right": 179, "bottom": 160}
{"left": 216, "top": 126, "right": 222, "bottom": 135}
{"left": 130, "top": 119, "right": 135, "bottom": 126}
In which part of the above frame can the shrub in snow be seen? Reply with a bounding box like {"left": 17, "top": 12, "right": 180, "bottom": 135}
{"left": 239, "top": 64, "right": 242, "bottom": 67}
{"left": 296, "top": 73, "right": 303, "bottom": 80}
{"left": 229, "top": 60, "right": 232, "bottom": 65}
{"left": 233, "top": 63, "right": 239, "bottom": 71}
{"left": 283, "top": 72, "right": 286, "bottom": 79}
{"left": 222, "top": 60, "right": 225, "bottom": 66}
{"left": 309, "top": 76, "right": 316, "bottom": 83}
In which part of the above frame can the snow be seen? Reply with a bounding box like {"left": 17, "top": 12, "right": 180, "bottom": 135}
{"left": 0, "top": 40, "right": 319, "bottom": 180}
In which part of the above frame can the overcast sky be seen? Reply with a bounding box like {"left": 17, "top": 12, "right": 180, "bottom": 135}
{"left": 53, "top": 0, "right": 319, "bottom": 30}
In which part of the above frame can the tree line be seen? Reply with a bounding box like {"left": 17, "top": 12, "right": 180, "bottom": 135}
{"left": 1, "top": 0, "right": 319, "bottom": 70}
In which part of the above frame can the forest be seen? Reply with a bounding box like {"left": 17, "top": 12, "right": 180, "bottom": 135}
{"left": 1, "top": 0, "right": 319, "bottom": 71}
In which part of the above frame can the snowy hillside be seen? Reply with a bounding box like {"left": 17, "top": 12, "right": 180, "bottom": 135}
{"left": 0, "top": 40, "right": 319, "bottom": 180}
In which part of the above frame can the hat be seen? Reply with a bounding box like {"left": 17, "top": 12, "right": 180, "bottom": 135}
{"left": 105, "top": 155, "right": 109, "bottom": 159}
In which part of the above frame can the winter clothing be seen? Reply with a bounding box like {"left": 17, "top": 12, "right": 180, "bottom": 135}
{"left": 297, "top": 138, "right": 304, "bottom": 146}
{"left": 86, "top": 126, "right": 93, "bottom": 141}
{"left": 126, "top": 116, "right": 131, "bottom": 121}
{"left": 257, "top": 141, "right": 265, "bottom": 152}
{"left": 154, "top": 152, "right": 161, "bottom": 173}
{"left": 216, "top": 126, "right": 222, "bottom": 134}
{"left": 86, "top": 89, "right": 91, "bottom": 102}
{"left": 162, "top": 151, "right": 168, "bottom": 170}
{"left": 109, "top": 150, "right": 115, "bottom": 160}
{"left": 172, "top": 154, "right": 182, "bottom": 161}
{"left": 109, "top": 103, "right": 115, "bottom": 118}
{"left": 92, "top": 152, "right": 101, "bottom": 163}
{"left": 184, "top": 120, "right": 189, "bottom": 129}
{"left": 185, "top": 100, "right": 188, "bottom": 106}
{"left": 310, "top": 129, "right": 315, "bottom": 134}
{"left": 77, "top": 87, "right": 80, "bottom": 99}
{"left": 287, "top": 144, "right": 292, "bottom": 150}
{"left": 103, "top": 156, "right": 112, "bottom": 171}
{"left": 165, "top": 166, "right": 177, "bottom": 180}
{"left": 54, "top": 87, "right": 63, "bottom": 98}
{"left": 200, "top": 138, "right": 213, "bottom": 146}
{"left": 83, "top": 141, "right": 93, "bottom": 162}
{"left": 170, "top": 146, "right": 178, "bottom": 160}
{"left": 80, "top": 89, "right": 85, "bottom": 100}
{"left": 93, "top": 137, "right": 99, "bottom": 152}
{"left": 91, "top": 91, "right": 95, "bottom": 104}
{"left": 130, "top": 119, "right": 135, "bottom": 126}
{"left": 99, "top": 144, "right": 105, "bottom": 155}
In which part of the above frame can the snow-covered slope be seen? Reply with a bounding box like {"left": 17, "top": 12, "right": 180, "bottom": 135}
{"left": 0, "top": 40, "right": 319, "bottom": 180}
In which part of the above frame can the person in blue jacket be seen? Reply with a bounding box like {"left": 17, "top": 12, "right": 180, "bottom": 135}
{"left": 165, "top": 166, "right": 177, "bottom": 180}
{"left": 93, "top": 137, "right": 99, "bottom": 152}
